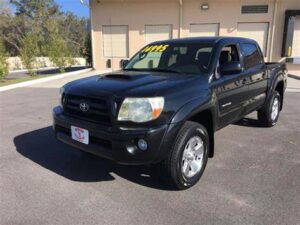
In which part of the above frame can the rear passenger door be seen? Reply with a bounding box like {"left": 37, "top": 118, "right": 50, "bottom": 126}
{"left": 240, "top": 43, "right": 267, "bottom": 113}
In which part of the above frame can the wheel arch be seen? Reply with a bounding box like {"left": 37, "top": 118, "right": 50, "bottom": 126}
{"left": 268, "top": 70, "right": 286, "bottom": 111}
{"left": 166, "top": 97, "right": 217, "bottom": 159}
{"left": 275, "top": 80, "right": 284, "bottom": 110}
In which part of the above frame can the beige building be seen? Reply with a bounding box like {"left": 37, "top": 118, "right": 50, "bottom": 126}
{"left": 89, "top": 0, "right": 300, "bottom": 74}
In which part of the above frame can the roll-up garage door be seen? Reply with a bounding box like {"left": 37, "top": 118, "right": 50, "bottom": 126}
{"left": 102, "top": 25, "right": 128, "bottom": 58}
{"left": 145, "top": 25, "right": 172, "bottom": 44}
{"left": 292, "top": 16, "right": 300, "bottom": 57}
{"left": 190, "top": 23, "right": 219, "bottom": 37}
{"left": 237, "top": 22, "right": 269, "bottom": 56}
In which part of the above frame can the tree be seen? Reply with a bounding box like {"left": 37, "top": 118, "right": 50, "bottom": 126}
{"left": 83, "top": 32, "right": 92, "bottom": 67}
{"left": 11, "top": 0, "right": 60, "bottom": 26}
{"left": 0, "top": 0, "right": 89, "bottom": 69}
{"left": 20, "top": 31, "right": 40, "bottom": 76}
{"left": 0, "top": 0, "right": 60, "bottom": 56}
{"left": 59, "top": 12, "right": 88, "bottom": 57}
{"left": 0, "top": 5, "right": 23, "bottom": 56}
{"left": 0, "top": 39, "right": 9, "bottom": 81}
{"left": 45, "top": 32, "right": 74, "bottom": 73}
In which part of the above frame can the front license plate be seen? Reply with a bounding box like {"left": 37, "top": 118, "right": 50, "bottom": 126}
{"left": 71, "top": 126, "right": 89, "bottom": 145}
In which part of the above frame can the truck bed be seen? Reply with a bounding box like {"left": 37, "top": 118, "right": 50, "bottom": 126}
{"left": 265, "top": 62, "right": 287, "bottom": 78}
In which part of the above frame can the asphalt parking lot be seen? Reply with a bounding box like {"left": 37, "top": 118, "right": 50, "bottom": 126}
{"left": 0, "top": 73, "right": 299, "bottom": 225}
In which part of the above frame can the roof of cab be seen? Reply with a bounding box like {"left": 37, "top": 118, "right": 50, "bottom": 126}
{"left": 151, "top": 36, "right": 257, "bottom": 45}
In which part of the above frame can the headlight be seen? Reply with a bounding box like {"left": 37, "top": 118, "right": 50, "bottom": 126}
{"left": 118, "top": 97, "right": 164, "bottom": 122}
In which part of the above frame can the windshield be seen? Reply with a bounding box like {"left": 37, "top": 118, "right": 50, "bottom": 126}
{"left": 124, "top": 43, "right": 214, "bottom": 74}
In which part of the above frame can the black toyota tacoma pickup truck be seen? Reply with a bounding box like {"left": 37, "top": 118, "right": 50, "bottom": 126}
{"left": 53, "top": 37, "right": 287, "bottom": 189}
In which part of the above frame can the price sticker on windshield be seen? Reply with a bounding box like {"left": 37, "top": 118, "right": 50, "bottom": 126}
{"left": 141, "top": 44, "right": 169, "bottom": 53}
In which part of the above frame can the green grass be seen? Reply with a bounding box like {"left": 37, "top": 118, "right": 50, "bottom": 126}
{"left": 0, "top": 75, "right": 52, "bottom": 87}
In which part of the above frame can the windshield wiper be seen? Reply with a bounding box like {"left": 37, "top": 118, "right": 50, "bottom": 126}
{"left": 123, "top": 68, "right": 143, "bottom": 71}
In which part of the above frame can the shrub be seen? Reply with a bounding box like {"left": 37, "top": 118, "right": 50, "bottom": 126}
{"left": 20, "top": 32, "right": 40, "bottom": 76}
{"left": 0, "top": 40, "right": 9, "bottom": 81}
{"left": 45, "top": 33, "right": 74, "bottom": 73}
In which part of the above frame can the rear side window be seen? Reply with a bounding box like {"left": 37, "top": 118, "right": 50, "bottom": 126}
{"left": 240, "top": 43, "right": 262, "bottom": 69}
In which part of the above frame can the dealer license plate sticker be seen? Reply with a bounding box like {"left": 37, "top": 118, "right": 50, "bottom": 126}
{"left": 71, "top": 126, "right": 89, "bottom": 145}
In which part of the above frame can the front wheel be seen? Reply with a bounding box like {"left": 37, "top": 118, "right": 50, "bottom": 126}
{"left": 258, "top": 91, "right": 281, "bottom": 127}
{"left": 158, "top": 121, "right": 209, "bottom": 190}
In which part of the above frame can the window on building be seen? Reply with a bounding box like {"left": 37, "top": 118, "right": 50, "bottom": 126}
{"left": 237, "top": 22, "right": 269, "bottom": 56}
{"left": 145, "top": 25, "right": 172, "bottom": 44}
{"left": 102, "top": 25, "right": 128, "bottom": 58}
{"left": 190, "top": 23, "right": 219, "bottom": 37}
{"left": 240, "top": 43, "right": 262, "bottom": 69}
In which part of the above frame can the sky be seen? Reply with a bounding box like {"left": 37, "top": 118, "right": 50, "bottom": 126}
{"left": 54, "top": 0, "right": 89, "bottom": 18}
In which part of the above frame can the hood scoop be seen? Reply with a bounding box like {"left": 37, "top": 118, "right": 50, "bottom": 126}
{"left": 104, "top": 74, "right": 132, "bottom": 80}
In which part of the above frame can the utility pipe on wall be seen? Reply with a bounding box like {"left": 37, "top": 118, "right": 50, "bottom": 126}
{"left": 179, "top": 0, "right": 183, "bottom": 38}
{"left": 269, "top": 0, "right": 279, "bottom": 61}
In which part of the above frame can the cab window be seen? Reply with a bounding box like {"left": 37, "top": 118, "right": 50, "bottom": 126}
{"left": 219, "top": 45, "right": 240, "bottom": 66}
{"left": 216, "top": 44, "right": 240, "bottom": 78}
{"left": 240, "top": 43, "right": 262, "bottom": 70}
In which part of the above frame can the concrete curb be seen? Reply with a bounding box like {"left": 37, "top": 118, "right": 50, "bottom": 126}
{"left": 0, "top": 68, "right": 93, "bottom": 92}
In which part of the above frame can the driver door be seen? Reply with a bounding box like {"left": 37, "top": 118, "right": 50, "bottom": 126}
{"left": 213, "top": 44, "right": 249, "bottom": 128}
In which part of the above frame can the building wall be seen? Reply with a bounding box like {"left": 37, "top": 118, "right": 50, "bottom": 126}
{"left": 272, "top": 0, "right": 300, "bottom": 74}
{"left": 90, "top": 0, "right": 180, "bottom": 70}
{"left": 90, "top": 0, "right": 300, "bottom": 73}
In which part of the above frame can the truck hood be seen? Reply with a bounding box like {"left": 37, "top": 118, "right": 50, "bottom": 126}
{"left": 64, "top": 70, "right": 205, "bottom": 97}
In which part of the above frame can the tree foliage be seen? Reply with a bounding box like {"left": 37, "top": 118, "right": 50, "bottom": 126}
{"left": 0, "top": 0, "right": 91, "bottom": 63}
{"left": 0, "top": 39, "right": 9, "bottom": 81}
{"left": 45, "top": 32, "right": 74, "bottom": 73}
{"left": 61, "top": 12, "right": 88, "bottom": 57}
{"left": 20, "top": 30, "right": 40, "bottom": 76}
{"left": 83, "top": 32, "right": 92, "bottom": 67}
{"left": 0, "top": 3, "right": 23, "bottom": 56}
{"left": 11, "top": 0, "right": 60, "bottom": 20}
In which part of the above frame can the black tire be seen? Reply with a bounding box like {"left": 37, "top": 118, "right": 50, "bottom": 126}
{"left": 157, "top": 121, "right": 209, "bottom": 190}
{"left": 258, "top": 91, "right": 281, "bottom": 127}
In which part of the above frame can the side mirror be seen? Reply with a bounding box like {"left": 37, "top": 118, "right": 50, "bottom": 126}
{"left": 120, "top": 59, "right": 129, "bottom": 69}
{"left": 220, "top": 62, "right": 242, "bottom": 75}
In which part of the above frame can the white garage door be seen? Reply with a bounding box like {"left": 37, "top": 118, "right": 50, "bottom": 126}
{"left": 102, "top": 25, "right": 128, "bottom": 58}
{"left": 292, "top": 16, "right": 300, "bottom": 57}
{"left": 190, "top": 23, "right": 219, "bottom": 37}
{"left": 237, "top": 22, "right": 269, "bottom": 56}
{"left": 145, "top": 25, "right": 172, "bottom": 44}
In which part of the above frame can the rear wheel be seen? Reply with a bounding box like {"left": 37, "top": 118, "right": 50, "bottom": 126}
{"left": 158, "top": 121, "right": 209, "bottom": 190}
{"left": 258, "top": 91, "right": 281, "bottom": 127}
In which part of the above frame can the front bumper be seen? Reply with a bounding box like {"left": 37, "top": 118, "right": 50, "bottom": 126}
{"left": 53, "top": 106, "right": 170, "bottom": 165}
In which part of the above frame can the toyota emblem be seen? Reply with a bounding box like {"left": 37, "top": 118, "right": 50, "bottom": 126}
{"left": 79, "top": 102, "right": 89, "bottom": 112}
